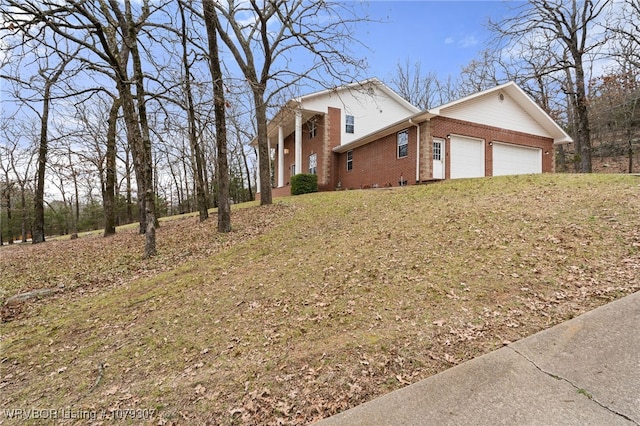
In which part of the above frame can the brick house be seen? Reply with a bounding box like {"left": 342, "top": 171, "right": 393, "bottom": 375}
{"left": 258, "top": 79, "right": 572, "bottom": 197}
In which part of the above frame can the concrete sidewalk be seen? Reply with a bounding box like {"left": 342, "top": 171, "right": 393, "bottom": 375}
{"left": 317, "top": 291, "right": 640, "bottom": 425}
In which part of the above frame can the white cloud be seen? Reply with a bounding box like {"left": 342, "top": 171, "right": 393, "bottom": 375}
{"left": 443, "top": 35, "right": 479, "bottom": 48}
{"left": 458, "top": 35, "right": 478, "bottom": 48}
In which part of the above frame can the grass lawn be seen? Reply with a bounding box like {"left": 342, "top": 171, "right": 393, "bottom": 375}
{"left": 1, "top": 174, "right": 639, "bottom": 424}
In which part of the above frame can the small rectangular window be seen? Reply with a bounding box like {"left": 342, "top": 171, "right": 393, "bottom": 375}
{"left": 290, "top": 164, "right": 296, "bottom": 177}
{"left": 308, "top": 118, "right": 317, "bottom": 139}
{"left": 397, "top": 130, "right": 409, "bottom": 158}
{"left": 309, "top": 153, "right": 317, "bottom": 175}
{"left": 347, "top": 150, "right": 353, "bottom": 171}
{"left": 345, "top": 115, "right": 354, "bottom": 134}
{"left": 433, "top": 141, "right": 442, "bottom": 161}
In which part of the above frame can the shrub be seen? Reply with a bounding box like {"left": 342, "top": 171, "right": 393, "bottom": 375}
{"left": 291, "top": 174, "right": 318, "bottom": 195}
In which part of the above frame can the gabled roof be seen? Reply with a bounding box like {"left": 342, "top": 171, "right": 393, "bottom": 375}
{"left": 289, "top": 78, "right": 420, "bottom": 114}
{"left": 425, "top": 81, "right": 573, "bottom": 144}
{"left": 334, "top": 81, "right": 573, "bottom": 153}
{"left": 254, "top": 78, "right": 420, "bottom": 146}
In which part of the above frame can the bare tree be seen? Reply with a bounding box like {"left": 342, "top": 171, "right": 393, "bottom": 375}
{"left": 2, "top": 0, "right": 168, "bottom": 256}
{"left": 0, "top": 124, "right": 36, "bottom": 242}
{"left": 32, "top": 52, "right": 75, "bottom": 244}
{"left": 390, "top": 59, "right": 443, "bottom": 110}
{"left": 179, "top": 0, "right": 209, "bottom": 222}
{"left": 104, "top": 97, "right": 120, "bottom": 236}
{"left": 211, "top": 0, "right": 369, "bottom": 205}
{"left": 0, "top": 149, "right": 15, "bottom": 245}
{"left": 589, "top": 71, "right": 640, "bottom": 173}
{"left": 608, "top": 0, "right": 640, "bottom": 69}
{"left": 490, "top": 0, "right": 613, "bottom": 173}
{"left": 202, "top": 0, "right": 231, "bottom": 232}
{"left": 457, "top": 49, "right": 502, "bottom": 97}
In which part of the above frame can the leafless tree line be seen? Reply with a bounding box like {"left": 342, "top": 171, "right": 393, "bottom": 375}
{"left": 1, "top": 0, "right": 370, "bottom": 256}
{"left": 390, "top": 0, "right": 640, "bottom": 174}
{"left": 2, "top": 0, "right": 638, "bottom": 255}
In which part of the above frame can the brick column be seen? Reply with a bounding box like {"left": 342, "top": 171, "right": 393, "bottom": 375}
{"left": 419, "top": 120, "right": 432, "bottom": 181}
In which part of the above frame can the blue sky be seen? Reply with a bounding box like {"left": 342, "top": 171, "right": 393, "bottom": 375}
{"left": 354, "top": 1, "right": 515, "bottom": 82}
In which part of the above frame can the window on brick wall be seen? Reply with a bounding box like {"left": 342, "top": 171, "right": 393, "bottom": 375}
{"left": 347, "top": 150, "right": 353, "bottom": 171}
{"left": 397, "top": 130, "right": 409, "bottom": 158}
{"left": 308, "top": 118, "right": 317, "bottom": 139}
{"left": 345, "top": 115, "right": 354, "bottom": 134}
{"left": 309, "top": 153, "right": 317, "bottom": 174}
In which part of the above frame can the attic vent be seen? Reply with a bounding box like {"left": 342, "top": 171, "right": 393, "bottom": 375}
{"left": 499, "top": 93, "right": 505, "bottom": 102}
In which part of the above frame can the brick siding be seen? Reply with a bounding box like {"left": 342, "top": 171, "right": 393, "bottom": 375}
{"left": 336, "top": 126, "right": 418, "bottom": 189}
{"left": 418, "top": 121, "right": 432, "bottom": 181}
{"left": 267, "top": 113, "right": 555, "bottom": 197}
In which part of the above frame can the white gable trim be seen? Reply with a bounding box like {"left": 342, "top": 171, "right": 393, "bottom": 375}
{"left": 429, "top": 82, "right": 572, "bottom": 145}
{"left": 293, "top": 78, "right": 420, "bottom": 115}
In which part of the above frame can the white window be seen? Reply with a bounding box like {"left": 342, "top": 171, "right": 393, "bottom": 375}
{"left": 290, "top": 164, "right": 295, "bottom": 177}
{"left": 347, "top": 150, "right": 353, "bottom": 171}
{"left": 345, "top": 115, "right": 354, "bottom": 134}
{"left": 309, "top": 153, "right": 317, "bottom": 174}
{"left": 397, "top": 130, "right": 409, "bottom": 158}
{"left": 308, "top": 118, "right": 317, "bottom": 139}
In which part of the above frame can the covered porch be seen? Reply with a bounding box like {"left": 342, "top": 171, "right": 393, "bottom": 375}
{"left": 255, "top": 104, "right": 325, "bottom": 193}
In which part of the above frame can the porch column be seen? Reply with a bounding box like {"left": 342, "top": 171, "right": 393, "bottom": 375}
{"left": 294, "top": 110, "right": 302, "bottom": 175}
{"left": 278, "top": 125, "right": 284, "bottom": 187}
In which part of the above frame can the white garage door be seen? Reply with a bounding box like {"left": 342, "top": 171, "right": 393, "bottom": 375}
{"left": 450, "top": 135, "right": 485, "bottom": 179}
{"left": 493, "top": 142, "right": 542, "bottom": 176}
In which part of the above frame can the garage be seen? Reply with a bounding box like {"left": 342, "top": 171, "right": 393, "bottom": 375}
{"left": 450, "top": 135, "right": 485, "bottom": 179}
{"left": 493, "top": 142, "right": 542, "bottom": 176}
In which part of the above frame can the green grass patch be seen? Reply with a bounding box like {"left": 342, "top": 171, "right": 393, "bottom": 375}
{"left": 1, "top": 174, "right": 639, "bottom": 424}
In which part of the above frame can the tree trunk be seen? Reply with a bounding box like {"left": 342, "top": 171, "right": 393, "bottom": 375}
{"left": 118, "top": 81, "right": 146, "bottom": 234}
{"left": 5, "top": 189, "right": 12, "bottom": 244}
{"left": 203, "top": 0, "right": 231, "bottom": 232}
{"left": 628, "top": 129, "right": 634, "bottom": 174}
{"left": 33, "top": 78, "right": 56, "bottom": 244}
{"left": 573, "top": 59, "right": 592, "bottom": 173}
{"left": 20, "top": 186, "right": 27, "bottom": 242}
{"left": 182, "top": 159, "right": 191, "bottom": 212}
{"left": 125, "top": 147, "right": 133, "bottom": 224}
{"left": 179, "top": 0, "right": 208, "bottom": 222}
{"left": 241, "top": 144, "right": 253, "bottom": 201}
{"left": 253, "top": 89, "right": 272, "bottom": 205}
{"left": 70, "top": 170, "right": 79, "bottom": 239}
{"left": 32, "top": 100, "right": 49, "bottom": 244}
{"left": 104, "top": 97, "right": 120, "bottom": 236}
{"left": 128, "top": 30, "right": 157, "bottom": 255}
{"left": 556, "top": 144, "right": 567, "bottom": 172}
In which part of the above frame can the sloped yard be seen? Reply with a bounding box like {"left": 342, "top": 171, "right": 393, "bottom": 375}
{"left": 1, "top": 174, "right": 639, "bottom": 424}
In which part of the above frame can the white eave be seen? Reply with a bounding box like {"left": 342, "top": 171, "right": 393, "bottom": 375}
{"left": 291, "top": 77, "right": 420, "bottom": 114}
{"left": 251, "top": 78, "right": 420, "bottom": 147}
{"left": 333, "top": 81, "right": 574, "bottom": 154}
{"left": 333, "top": 111, "right": 436, "bottom": 154}
{"left": 249, "top": 103, "right": 324, "bottom": 147}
